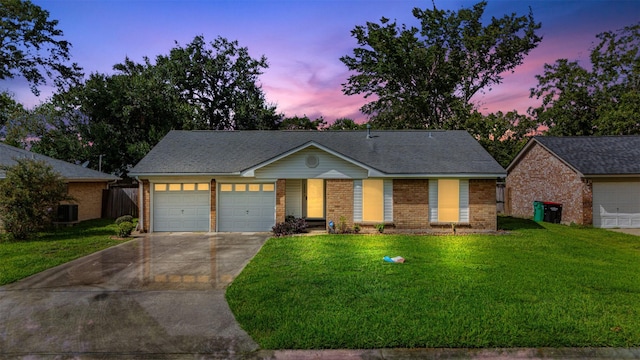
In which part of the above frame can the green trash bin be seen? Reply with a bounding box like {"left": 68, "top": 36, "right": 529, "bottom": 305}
{"left": 533, "top": 201, "right": 544, "bottom": 222}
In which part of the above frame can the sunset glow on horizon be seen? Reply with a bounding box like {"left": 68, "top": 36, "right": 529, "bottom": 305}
{"left": 5, "top": 0, "right": 639, "bottom": 123}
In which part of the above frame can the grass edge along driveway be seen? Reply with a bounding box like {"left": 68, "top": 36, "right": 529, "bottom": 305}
{"left": 0, "top": 219, "right": 126, "bottom": 286}
{"left": 226, "top": 218, "right": 640, "bottom": 349}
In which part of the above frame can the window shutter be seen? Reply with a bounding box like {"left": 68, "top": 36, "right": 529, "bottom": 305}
{"left": 429, "top": 179, "right": 438, "bottom": 222}
{"left": 353, "top": 180, "right": 363, "bottom": 222}
{"left": 384, "top": 179, "right": 393, "bottom": 222}
{"left": 460, "top": 179, "right": 469, "bottom": 223}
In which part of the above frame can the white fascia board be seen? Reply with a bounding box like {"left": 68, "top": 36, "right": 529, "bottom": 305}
{"left": 376, "top": 173, "right": 505, "bottom": 179}
{"left": 240, "top": 141, "right": 380, "bottom": 177}
{"left": 66, "top": 177, "right": 121, "bottom": 182}
{"left": 586, "top": 174, "right": 640, "bottom": 179}
{"left": 131, "top": 172, "right": 240, "bottom": 179}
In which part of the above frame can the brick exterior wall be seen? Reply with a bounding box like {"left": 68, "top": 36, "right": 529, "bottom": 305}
{"left": 210, "top": 180, "right": 216, "bottom": 232}
{"left": 142, "top": 180, "right": 150, "bottom": 232}
{"left": 506, "top": 143, "right": 590, "bottom": 225}
{"left": 469, "top": 179, "right": 497, "bottom": 230}
{"left": 393, "top": 179, "right": 429, "bottom": 229}
{"left": 137, "top": 177, "right": 498, "bottom": 233}
{"left": 64, "top": 182, "right": 108, "bottom": 221}
{"left": 276, "top": 179, "right": 286, "bottom": 224}
{"left": 325, "top": 179, "right": 354, "bottom": 230}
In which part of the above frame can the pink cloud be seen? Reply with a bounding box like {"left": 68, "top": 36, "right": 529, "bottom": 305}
{"left": 9, "top": 0, "right": 639, "bottom": 127}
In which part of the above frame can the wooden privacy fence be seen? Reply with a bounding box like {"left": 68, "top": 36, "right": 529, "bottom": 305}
{"left": 102, "top": 187, "right": 139, "bottom": 219}
{"left": 497, "top": 181, "right": 505, "bottom": 214}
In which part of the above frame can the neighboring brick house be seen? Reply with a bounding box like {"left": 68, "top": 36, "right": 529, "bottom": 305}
{"left": 506, "top": 136, "right": 640, "bottom": 228}
{"left": 129, "top": 130, "right": 505, "bottom": 233}
{"left": 0, "top": 143, "right": 119, "bottom": 221}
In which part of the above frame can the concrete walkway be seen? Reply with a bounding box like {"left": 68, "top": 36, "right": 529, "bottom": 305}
{"left": 0, "top": 232, "right": 269, "bottom": 359}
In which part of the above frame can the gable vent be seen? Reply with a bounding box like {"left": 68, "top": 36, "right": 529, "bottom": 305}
{"left": 305, "top": 155, "right": 319, "bottom": 168}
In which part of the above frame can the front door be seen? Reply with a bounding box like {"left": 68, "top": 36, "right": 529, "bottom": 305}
{"left": 305, "top": 179, "right": 325, "bottom": 219}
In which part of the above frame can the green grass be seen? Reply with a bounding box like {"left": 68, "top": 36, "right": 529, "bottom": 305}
{"left": 0, "top": 219, "right": 126, "bottom": 286}
{"left": 226, "top": 217, "right": 640, "bottom": 349}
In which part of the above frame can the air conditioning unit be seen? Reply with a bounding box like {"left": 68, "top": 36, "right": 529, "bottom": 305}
{"left": 56, "top": 204, "right": 79, "bottom": 223}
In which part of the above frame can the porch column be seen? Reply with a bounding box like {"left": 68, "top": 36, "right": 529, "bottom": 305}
{"left": 276, "top": 179, "right": 286, "bottom": 224}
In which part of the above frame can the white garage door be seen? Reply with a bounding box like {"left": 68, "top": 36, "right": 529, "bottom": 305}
{"left": 593, "top": 181, "right": 640, "bottom": 228}
{"left": 218, "top": 183, "right": 276, "bottom": 232}
{"left": 153, "top": 183, "right": 210, "bottom": 232}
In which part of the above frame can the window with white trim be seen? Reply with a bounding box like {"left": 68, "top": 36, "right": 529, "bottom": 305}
{"left": 429, "top": 179, "right": 469, "bottom": 223}
{"left": 354, "top": 179, "right": 393, "bottom": 222}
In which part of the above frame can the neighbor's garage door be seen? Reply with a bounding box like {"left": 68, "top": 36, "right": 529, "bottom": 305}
{"left": 153, "top": 183, "right": 210, "bottom": 232}
{"left": 592, "top": 181, "right": 640, "bottom": 228}
{"left": 218, "top": 183, "right": 276, "bottom": 232}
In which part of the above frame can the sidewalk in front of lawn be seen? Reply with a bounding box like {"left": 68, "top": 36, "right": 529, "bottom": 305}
{"left": 252, "top": 347, "right": 640, "bottom": 359}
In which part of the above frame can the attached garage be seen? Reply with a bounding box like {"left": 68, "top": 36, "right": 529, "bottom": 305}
{"left": 153, "top": 183, "right": 210, "bottom": 232}
{"left": 593, "top": 181, "right": 640, "bottom": 228}
{"left": 218, "top": 183, "right": 276, "bottom": 232}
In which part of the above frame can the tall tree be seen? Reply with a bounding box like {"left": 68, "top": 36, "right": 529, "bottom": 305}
{"left": 531, "top": 23, "right": 640, "bottom": 136}
{"left": 529, "top": 60, "right": 597, "bottom": 136}
{"left": 278, "top": 115, "right": 326, "bottom": 130}
{"left": 35, "top": 35, "right": 279, "bottom": 177}
{"left": 155, "top": 35, "right": 279, "bottom": 130}
{"left": 464, "top": 110, "right": 538, "bottom": 167}
{"left": 36, "top": 58, "right": 190, "bottom": 176}
{"left": 341, "top": 1, "right": 541, "bottom": 129}
{"left": 0, "top": 0, "right": 82, "bottom": 95}
{"left": 0, "top": 91, "right": 28, "bottom": 145}
{"left": 326, "top": 118, "right": 366, "bottom": 130}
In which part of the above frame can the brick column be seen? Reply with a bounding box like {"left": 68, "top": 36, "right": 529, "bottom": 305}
{"left": 469, "top": 179, "right": 497, "bottom": 230}
{"left": 210, "top": 180, "right": 216, "bottom": 232}
{"left": 325, "top": 179, "right": 354, "bottom": 230}
{"left": 276, "top": 179, "right": 286, "bottom": 224}
{"left": 143, "top": 180, "right": 150, "bottom": 232}
{"left": 582, "top": 179, "right": 593, "bottom": 226}
{"left": 393, "top": 179, "right": 429, "bottom": 229}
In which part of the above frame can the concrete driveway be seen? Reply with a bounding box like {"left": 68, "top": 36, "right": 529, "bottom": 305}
{"left": 609, "top": 228, "right": 640, "bottom": 236}
{"left": 0, "top": 232, "right": 270, "bottom": 359}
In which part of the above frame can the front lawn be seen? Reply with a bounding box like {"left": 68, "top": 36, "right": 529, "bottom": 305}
{"left": 0, "top": 219, "right": 126, "bottom": 286}
{"left": 226, "top": 218, "right": 640, "bottom": 349}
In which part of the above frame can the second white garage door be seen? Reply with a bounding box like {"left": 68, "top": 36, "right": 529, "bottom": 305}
{"left": 593, "top": 181, "right": 640, "bottom": 228}
{"left": 218, "top": 183, "right": 276, "bottom": 232}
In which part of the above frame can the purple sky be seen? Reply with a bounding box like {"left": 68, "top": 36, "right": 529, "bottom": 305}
{"left": 6, "top": 0, "right": 640, "bottom": 123}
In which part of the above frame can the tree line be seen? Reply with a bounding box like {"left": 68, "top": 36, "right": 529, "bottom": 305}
{"left": 2, "top": 0, "right": 639, "bottom": 177}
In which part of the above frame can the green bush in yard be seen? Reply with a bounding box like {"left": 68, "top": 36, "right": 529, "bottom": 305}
{"left": 116, "top": 222, "right": 135, "bottom": 238}
{"left": 115, "top": 215, "right": 133, "bottom": 225}
{"left": 0, "top": 159, "right": 71, "bottom": 240}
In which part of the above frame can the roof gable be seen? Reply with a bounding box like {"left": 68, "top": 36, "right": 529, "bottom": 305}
{"left": 129, "top": 130, "right": 506, "bottom": 178}
{"left": 250, "top": 144, "right": 372, "bottom": 179}
{"left": 0, "top": 142, "right": 119, "bottom": 181}
{"left": 513, "top": 136, "right": 640, "bottom": 176}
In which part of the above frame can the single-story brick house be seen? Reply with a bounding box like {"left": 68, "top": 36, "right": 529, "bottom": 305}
{"left": 506, "top": 136, "right": 640, "bottom": 228}
{"left": 129, "top": 130, "right": 505, "bottom": 233}
{"left": 0, "top": 142, "right": 119, "bottom": 221}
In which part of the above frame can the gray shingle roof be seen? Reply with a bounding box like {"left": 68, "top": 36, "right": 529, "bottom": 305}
{"left": 0, "top": 142, "right": 120, "bottom": 181}
{"left": 532, "top": 136, "right": 640, "bottom": 175}
{"left": 129, "top": 130, "right": 506, "bottom": 176}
